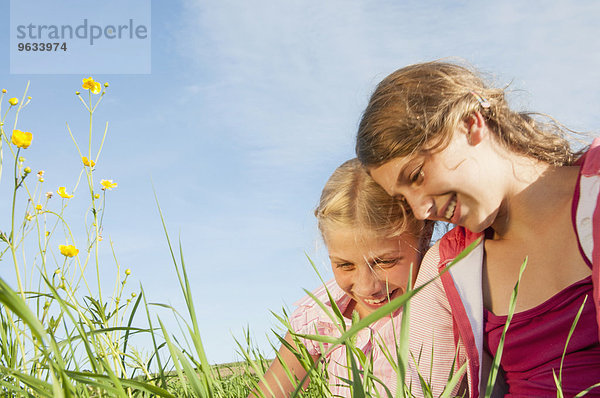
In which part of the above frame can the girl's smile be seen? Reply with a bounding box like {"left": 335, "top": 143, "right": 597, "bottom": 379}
{"left": 369, "top": 116, "right": 510, "bottom": 233}
{"left": 325, "top": 226, "right": 422, "bottom": 318}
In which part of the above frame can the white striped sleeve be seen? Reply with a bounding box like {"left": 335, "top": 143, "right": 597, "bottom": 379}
{"left": 407, "top": 241, "right": 467, "bottom": 397}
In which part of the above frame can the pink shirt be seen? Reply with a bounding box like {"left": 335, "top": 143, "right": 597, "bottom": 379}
{"left": 290, "top": 279, "right": 402, "bottom": 397}
{"left": 485, "top": 275, "right": 600, "bottom": 397}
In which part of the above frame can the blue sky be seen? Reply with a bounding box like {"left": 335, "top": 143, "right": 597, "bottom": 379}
{"left": 1, "top": 0, "right": 600, "bottom": 364}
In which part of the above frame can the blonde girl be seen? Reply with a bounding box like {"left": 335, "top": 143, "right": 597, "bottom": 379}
{"left": 251, "top": 158, "right": 432, "bottom": 397}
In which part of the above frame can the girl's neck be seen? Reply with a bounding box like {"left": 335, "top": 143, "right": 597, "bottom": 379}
{"left": 490, "top": 158, "right": 578, "bottom": 240}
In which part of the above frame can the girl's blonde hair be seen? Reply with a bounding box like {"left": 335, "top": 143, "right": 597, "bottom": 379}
{"left": 315, "top": 158, "right": 428, "bottom": 241}
{"left": 356, "top": 61, "right": 583, "bottom": 168}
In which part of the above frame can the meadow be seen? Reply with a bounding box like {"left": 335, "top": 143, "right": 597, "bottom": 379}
{"left": 0, "top": 80, "right": 593, "bottom": 397}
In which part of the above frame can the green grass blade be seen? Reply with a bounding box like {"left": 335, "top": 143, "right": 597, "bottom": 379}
{"left": 141, "top": 287, "right": 169, "bottom": 390}
{"left": 484, "top": 257, "right": 528, "bottom": 398}
{"left": 557, "top": 294, "right": 588, "bottom": 393}
{"left": 574, "top": 382, "right": 600, "bottom": 397}
{"left": 439, "top": 362, "right": 467, "bottom": 398}
{"left": 120, "top": 288, "right": 143, "bottom": 369}
{"left": 0, "top": 364, "right": 54, "bottom": 397}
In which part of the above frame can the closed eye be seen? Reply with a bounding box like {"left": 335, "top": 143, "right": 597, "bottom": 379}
{"left": 335, "top": 262, "right": 354, "bottom": 269}
{"left": 409, "top": 165, "right": 424, "bottom": 184}
{"left": 373, "top": 258, "right": 401, "bottom": 268}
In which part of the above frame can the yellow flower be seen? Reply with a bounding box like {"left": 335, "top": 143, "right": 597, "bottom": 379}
{"left": 94, "top": 193, "right": 100, "bottom": 199}
{"left": 24, "top": 167, "right": 31, "bottom": 174}
{"left": 100, "top": 179, "right": 117, "bottom": 190}
{"left": 8, "top": 97, "right": 18, "bottom": 106}
{"left": 59, "top": 244, "right": 79, "bottom": 257}
{"left": 35, "top": 204, "right": 42, "bottom": 211}
{"left": 125, "top": 268, "right": 131, "bottom": 276}
{"left": 1, "top": 89, "right": 6, "bottom": 93}
{"left": 82, "top": 77, "right": 102, "bottom": 94}
{"left": 57, "top": 187, "right": 74, "bottom": 199}
{"left": 82, "top": 156, "right": 96, "bottom": 167}
{"left": 11, "top": 130, "right": 33, "bottom": 148}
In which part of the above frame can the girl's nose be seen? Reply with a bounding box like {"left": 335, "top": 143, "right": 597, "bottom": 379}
{"left": 404, "top": 192, "right": 433, "bottom": 220}
{"left": 354, "top": 267, "right": 383, "bottom": 297}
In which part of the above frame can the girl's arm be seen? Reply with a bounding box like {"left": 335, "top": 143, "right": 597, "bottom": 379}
{"left": 249, "top": 332, "right": 318, "bottom": 398}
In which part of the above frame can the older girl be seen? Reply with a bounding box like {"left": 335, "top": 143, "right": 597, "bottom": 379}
{"left": 251, "top": 158, "right": 432, "bottom": 397}
{"left": 356, "top": 61, "right": 600, "bottom": 397}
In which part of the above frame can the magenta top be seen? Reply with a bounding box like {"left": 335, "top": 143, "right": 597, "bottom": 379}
{"left": 484, "top": 275, "right": 600, "bottom": 396}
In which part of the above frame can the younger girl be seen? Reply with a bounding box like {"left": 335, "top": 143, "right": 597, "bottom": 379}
{"left": 356, "top": 61, "right": 600, "bottom": 397}
{"left": 251, "top": 158, "right": 432, "bottom": 397}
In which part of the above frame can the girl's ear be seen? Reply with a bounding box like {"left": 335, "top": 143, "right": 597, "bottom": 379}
{"left": 466, "top": 111, "right": 486, "bottom": 146}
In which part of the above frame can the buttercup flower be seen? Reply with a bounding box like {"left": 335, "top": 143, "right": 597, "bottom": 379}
{"left": 24, "top": 167, "right": 31, "bottom": 174}
{"left": 8, "top": 97, "right": 18, "bottom": 106}
{"left": 35, "top": 204, "right": 42, "bottom": 211}
{"left": 100, "top": 179, "right": 118, "bottom": 190}
{"left": 125, "top": 268, "right": 131, "bottom": 276}
{"left": 18, "top": 157, "right": 25, "bottom": 163}
{"left": 57, "top": 187, "right": 74, "bottom": 199}
{"left": 59, "top": 244, "right": 79, "bottom": 257}
{"left": 11, "top": 130, "right": 33, "bottom": 148}
{"left": 82, "top": 156, "right": 96, "bottom": 167}
{"left": 1, "top": 89, "right": 6, "bottom": 93}
{"left": 82, "top": 77, "right": 101, "bottom": 94}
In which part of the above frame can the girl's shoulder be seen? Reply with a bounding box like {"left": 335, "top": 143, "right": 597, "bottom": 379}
{"left": 437, "top": 226, "right": 483, "bottom": 266}
{"left": 579, "top": 137, "right": 600, "bottom": 177}
{"left": 290, "top": 279, "right": 352, "bottom": 330}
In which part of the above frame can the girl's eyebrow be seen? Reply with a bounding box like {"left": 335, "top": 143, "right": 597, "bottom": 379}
{"left": 329, "top": 256, "right": 351, "bottom": 263}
